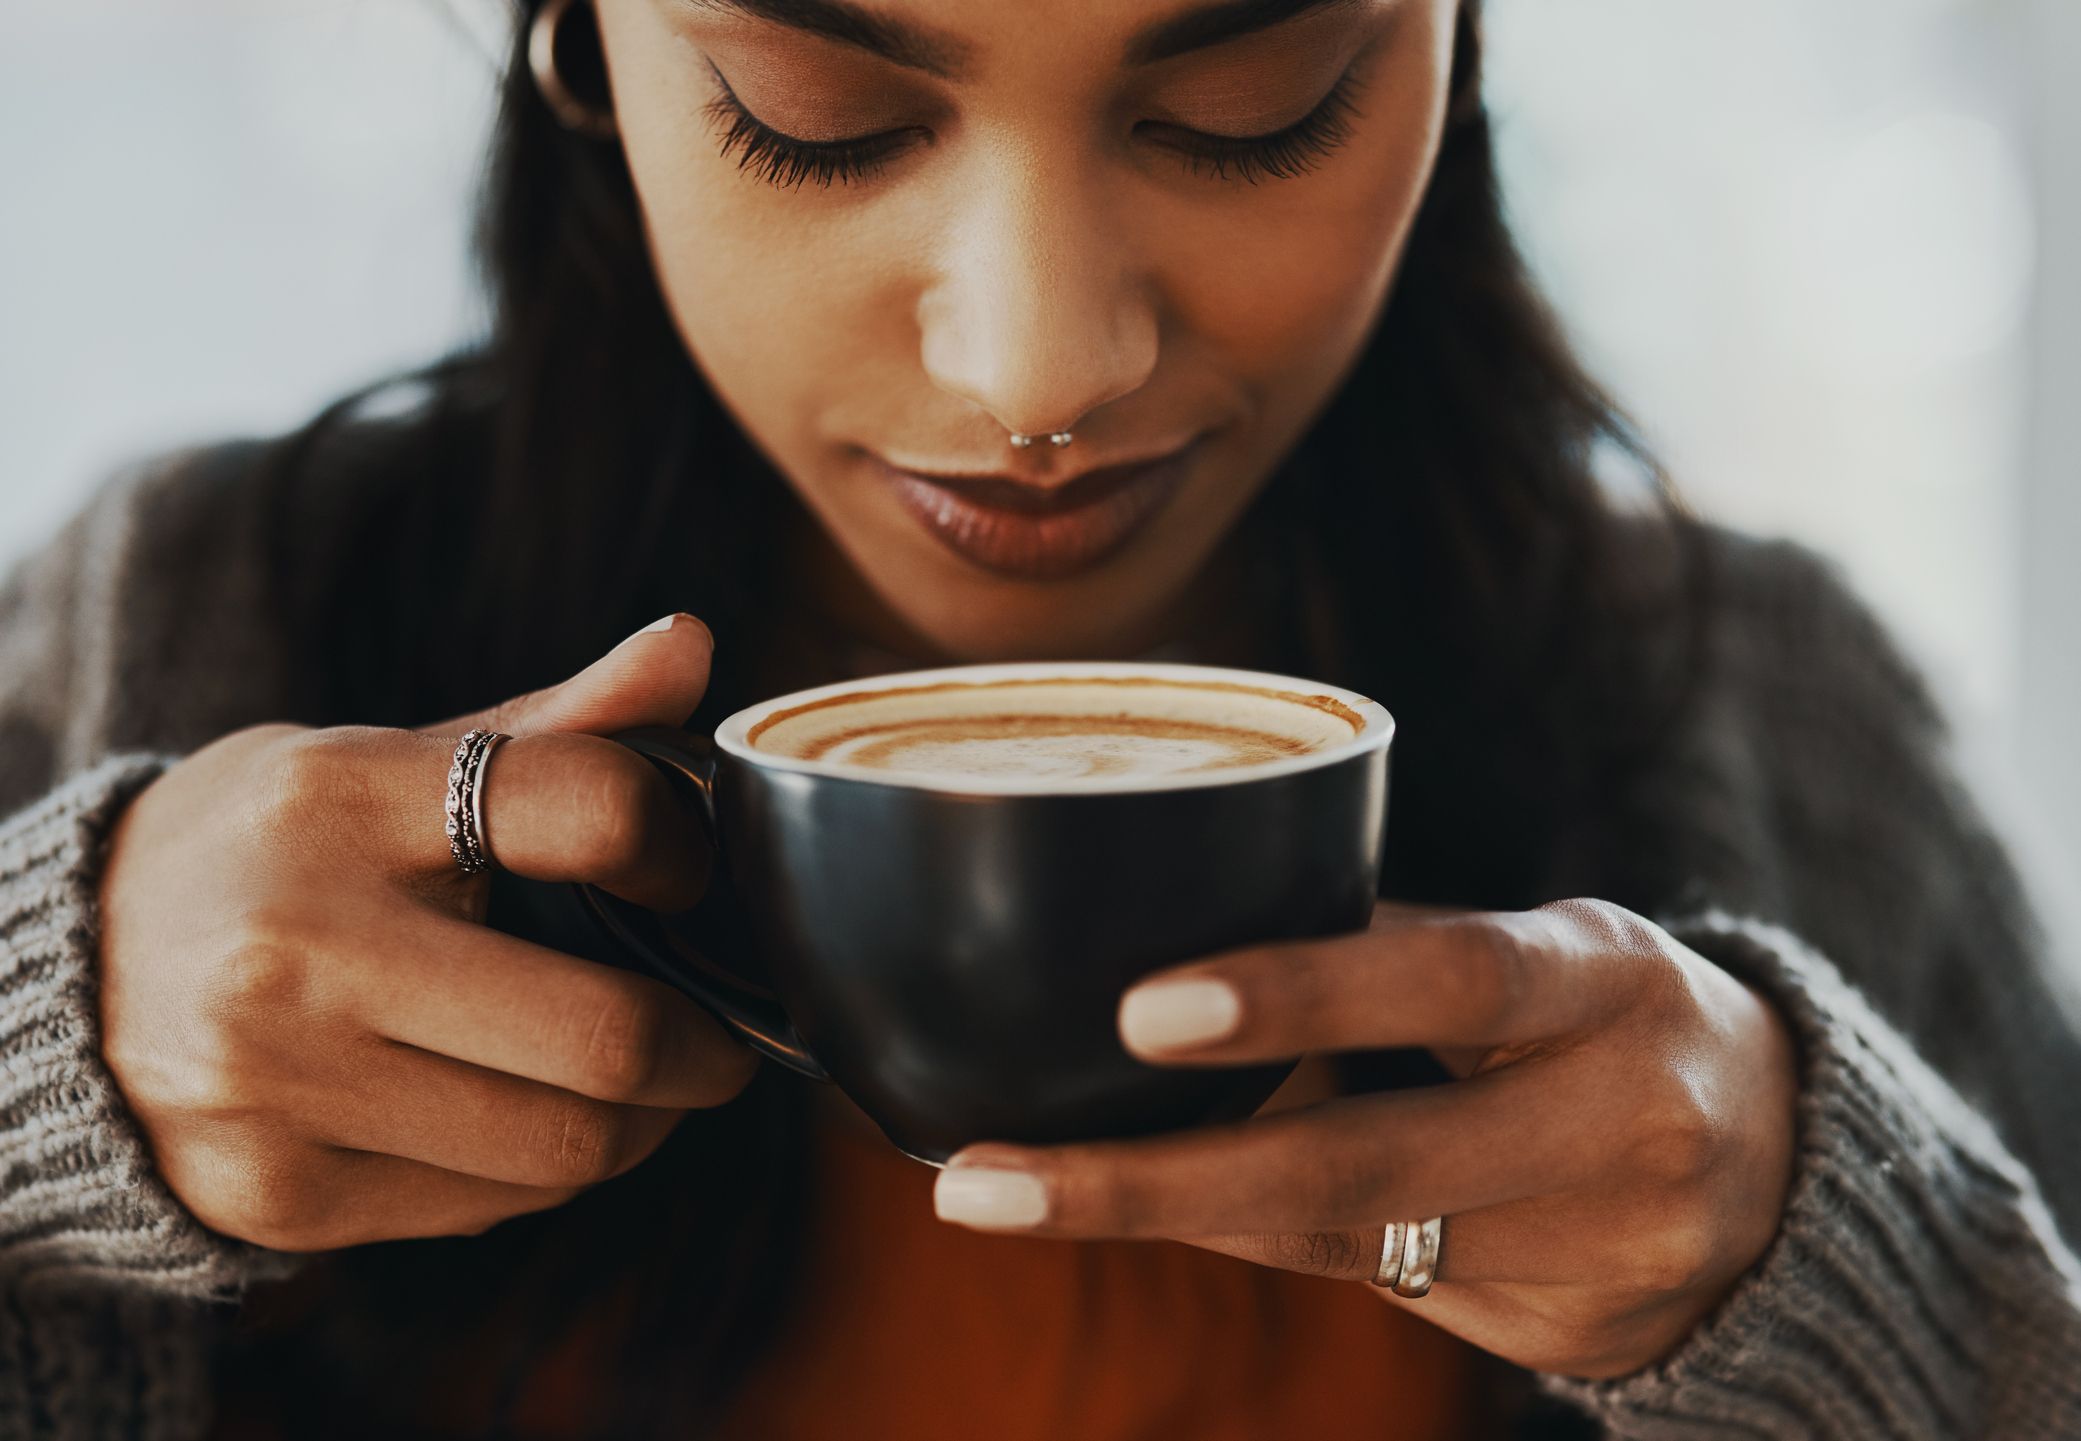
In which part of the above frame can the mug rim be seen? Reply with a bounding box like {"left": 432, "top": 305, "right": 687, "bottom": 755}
{"left": 712, "top": 660, "right": 1395, "bottom": 796}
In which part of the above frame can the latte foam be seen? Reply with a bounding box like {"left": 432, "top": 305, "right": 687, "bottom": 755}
{"left": 745, "top": 676, "right": 1362, "bottom": 786}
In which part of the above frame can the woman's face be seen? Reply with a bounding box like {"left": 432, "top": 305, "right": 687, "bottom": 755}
{"left": 593, "top": 0, "right": 1458, "bottom": 661}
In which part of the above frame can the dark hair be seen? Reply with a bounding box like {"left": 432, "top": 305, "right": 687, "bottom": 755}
{"left": 220, "top": 4, "right": 1705, "bottom": 1434}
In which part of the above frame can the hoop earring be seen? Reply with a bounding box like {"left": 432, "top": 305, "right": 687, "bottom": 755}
{"left": 530, "top": 0, "right": 619, "bottom": 139}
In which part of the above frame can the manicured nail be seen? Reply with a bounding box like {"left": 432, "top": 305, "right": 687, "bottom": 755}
{"left": 1120, "top": 978, "right": 1241, "bottom": 1052}
{"left": 934, "top": 1167, "right": 1050, "bottom": 1229}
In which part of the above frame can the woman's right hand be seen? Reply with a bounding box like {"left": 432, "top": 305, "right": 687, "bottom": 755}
{"left": 92, "top": 614, "right": 761, "bottom": 1252}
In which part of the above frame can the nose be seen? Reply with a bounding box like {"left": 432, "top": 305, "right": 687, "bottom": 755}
{"left": 915, "top": 157, "right": 1161, "bottom": 442}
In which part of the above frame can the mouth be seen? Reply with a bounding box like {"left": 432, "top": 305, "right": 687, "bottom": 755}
{"left": 873, "top": 436, "right": 1204, "bottom": 581}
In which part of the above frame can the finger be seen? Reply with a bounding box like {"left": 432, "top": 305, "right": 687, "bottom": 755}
{"left": 1115, "top": 899, "right": 1657, "bottom": 1062}
{"left": 183, "top": 1140, "right": 588, "bottom": 1252}
{"left": 1183, "top": 1176, "right": 1728, "bottom": 1308}
{"left": 463, "top": 730, "right": 710, "bottom": 908}
{"left": 329, "top": 1150, "right": 586, "bottom": 1248}
{"left": 421, "top": 612, "right": 715, "bottom": 738}
{"left": 932, "top": 1056, "right": 1602, "bottom": 1241}
{"left": 345, "top": 727, "right": 709, "bottom": 909}
{"left": 1180, "top": 1197, "right": 1564, "bottom": 1288}
{"left": 347, "top": 908, "right": 761, "bottom": 1110}
{"left": 317, "top": 1037, "right": 690, "bottom": 1190}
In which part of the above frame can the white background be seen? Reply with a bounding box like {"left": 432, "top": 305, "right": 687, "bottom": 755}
{"left": 3, "top": 0, "right": 2075, "bottom": 906}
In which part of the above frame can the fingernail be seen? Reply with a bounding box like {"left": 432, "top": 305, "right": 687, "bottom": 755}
{"left": 635, "top": 613, "right": 682, "bottom": 637}
{"left": 934, "top": 1167, "right": 1049, "bottom": 1229}
{"left": 1120, "top": 978, "right": 1241, "bottom": 1052}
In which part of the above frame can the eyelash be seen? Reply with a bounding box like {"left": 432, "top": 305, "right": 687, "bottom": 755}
{"left": 700, "top": 62, "right": 1366, "bottom": 193}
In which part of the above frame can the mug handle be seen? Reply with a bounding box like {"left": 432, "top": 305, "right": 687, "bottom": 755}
{"left": 569, "top": 725, "right": 831, "bottom": 1083}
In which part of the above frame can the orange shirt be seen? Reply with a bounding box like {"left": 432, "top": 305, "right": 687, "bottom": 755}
{"left": 608, "top": 1097, "right": 1484, "bottom": 1440}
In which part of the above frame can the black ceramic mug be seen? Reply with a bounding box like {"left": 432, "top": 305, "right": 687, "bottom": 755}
{"left": 568, "top": 660, "right": 1394, "bottom": 1166}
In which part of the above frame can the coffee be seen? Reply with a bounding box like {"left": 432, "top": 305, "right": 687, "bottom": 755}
{"left": 745, "top": 675, "right": 1363, "bottom": 785}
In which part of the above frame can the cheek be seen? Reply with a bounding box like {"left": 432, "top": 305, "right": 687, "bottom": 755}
{"left": 1164, "top": 30, "right": 1453, "bottom": 379}
{"left": 598, "top": 22, "right": 867, "bottom": 436}
{"left": 624, "top": 148, "right": 820, "bottom": 420}
{"left": 1173, "top": 111, "right": 1448, "bottom": 383}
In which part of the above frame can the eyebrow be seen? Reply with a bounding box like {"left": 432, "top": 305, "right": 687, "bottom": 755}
{"left": 680, "top": 0, "right": 1370, "bottom": 80}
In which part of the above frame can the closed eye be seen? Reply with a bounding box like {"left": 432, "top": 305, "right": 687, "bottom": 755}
{"left": 701, "top": 59, "right": 1368, "bottom": 191}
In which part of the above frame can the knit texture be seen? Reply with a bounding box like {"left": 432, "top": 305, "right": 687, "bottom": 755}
{"left": 0, "top": 755, "right": 305, "bottom": 1441}
{"left": 1542, "top": 913, "right": 2081, "bottom": 1437}
{"left": 1, "top": 435, "right": 2077, "bottom": 1438}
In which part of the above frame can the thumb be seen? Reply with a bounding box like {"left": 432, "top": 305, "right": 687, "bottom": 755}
{"left": 422, "top": 613, "right": 715, "bottom": 738}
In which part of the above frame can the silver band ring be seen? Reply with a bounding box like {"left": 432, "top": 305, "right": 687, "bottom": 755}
{"left": 469, "top": 732, "right": 506, "bottom": 872}
{"left": 1372, "top": 1221, "right": 1407, "bottom": 1289}
{"left": 446, "top": 728, "right": 509, "bottom": 875}
{"left": 1394, "top": 1216, "right": 1444, "bottom": 1298}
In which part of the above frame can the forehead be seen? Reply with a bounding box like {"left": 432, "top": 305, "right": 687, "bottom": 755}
{"left": 677, "top": 0, "right": 1378, "bottom": 80}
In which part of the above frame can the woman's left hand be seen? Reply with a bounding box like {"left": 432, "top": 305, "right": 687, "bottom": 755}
{"left": 933, "top": 899, "right": 1801, "bottom": 1380}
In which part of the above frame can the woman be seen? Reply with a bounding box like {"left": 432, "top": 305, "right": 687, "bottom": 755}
{"left": 1, "top": 0, "right": 2075, "bottom": 1435}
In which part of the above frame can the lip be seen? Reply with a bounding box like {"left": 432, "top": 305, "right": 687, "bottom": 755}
{"left": 875, "top": 437, "right": 1203, "bottom": 581}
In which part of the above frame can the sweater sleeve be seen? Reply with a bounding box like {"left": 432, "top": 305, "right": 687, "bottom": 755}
{"left": 1533, "top": 533, "right": 2081, "bottom": 1438}
{"left": 1538, "top": 911, "right": 2081, "bottom": 1438}
{"left": 0, "top": 454, "right": 305, "bottom": 1439}
{"left": 1, "top": 756, "right": 306, "bottom": 1440}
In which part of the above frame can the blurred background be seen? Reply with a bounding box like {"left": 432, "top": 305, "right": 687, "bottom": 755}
{"left": 3, "top": 0, "right": 2074, "bottom": 907}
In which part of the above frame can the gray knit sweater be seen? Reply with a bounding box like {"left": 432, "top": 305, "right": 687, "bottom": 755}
{"left": 2, "top": 440, "right": 2078, "bottom": 1439}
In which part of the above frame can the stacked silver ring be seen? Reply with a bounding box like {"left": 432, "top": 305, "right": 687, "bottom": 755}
{"left": 445, "top": 728, "right": 509, "bottom": 875}
{"left": 1370, "top": 1216, "right": 1444, "bottom": 1298}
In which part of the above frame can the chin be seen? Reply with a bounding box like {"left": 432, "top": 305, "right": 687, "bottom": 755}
{"left": 897, "top": 590, "right": 1165, "bottom": 663}
{"left": 867, "top": 554, "right": 1183, "bottom": 661}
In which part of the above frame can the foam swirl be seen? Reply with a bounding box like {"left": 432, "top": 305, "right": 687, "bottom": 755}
{"left": 746, "top": 676, "right": 1360, "bottom": 787}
